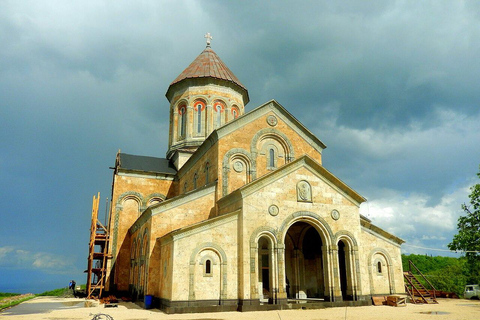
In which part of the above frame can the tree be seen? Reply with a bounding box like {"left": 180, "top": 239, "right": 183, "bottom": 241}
{"left": 448, "top": 165, "right": 480, "bottom": 284}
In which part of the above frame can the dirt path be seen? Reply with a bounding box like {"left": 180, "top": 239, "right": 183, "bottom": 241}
{"left": 1, "top": 297, "right": 479, "bottom": 320}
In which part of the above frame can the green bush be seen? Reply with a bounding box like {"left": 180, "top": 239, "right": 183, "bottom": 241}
{"left": 402, "top": 254, "right": 468, "bottom": 296}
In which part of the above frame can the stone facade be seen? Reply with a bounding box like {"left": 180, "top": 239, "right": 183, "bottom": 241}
{"left": 102, "top": 44, "right": 404, "bottom": 313}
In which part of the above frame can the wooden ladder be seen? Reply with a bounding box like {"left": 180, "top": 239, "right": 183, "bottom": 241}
{"left": 403, "top": 260, "right": 438, "bottom": 304}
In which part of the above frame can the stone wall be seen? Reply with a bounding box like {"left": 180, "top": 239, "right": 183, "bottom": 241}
{"left": 106, "top": 172, "right": 173, "bottom": 292}
{"left": 164, "top": 212, "right": 239, "bottom": 302}
{"left": 130, "top": 184, "right": 217, "bottom": 297}
{"left": 358, "top": 226, "right": 404, "bottom": 295}
{"left": 217, "top": 110, "right": 324, "bottom": 201}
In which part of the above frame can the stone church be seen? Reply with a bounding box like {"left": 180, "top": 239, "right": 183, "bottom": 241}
{"left": 103, "top": 38, "right": 405, "bottom": 313}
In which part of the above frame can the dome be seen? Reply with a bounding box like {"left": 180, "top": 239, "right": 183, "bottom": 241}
{"left": 166, "top": 46, "right": 249, "bottom": 104}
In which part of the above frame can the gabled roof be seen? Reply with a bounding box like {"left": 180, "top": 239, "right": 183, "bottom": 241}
{"left": 166, "top": 46, "right": 249, "bottom": 103}
{"left": 217, "top": 99, "right": 327, "bottom": 150}
{"left": 116, "top": 153, "right": 177, "bottom": 175}
{"left": 129, "top": 182, "right": 217, "bottom": 235}
{"left": 218, "top": 155, "right": 366, "bottom": 208}
{"left": 361, "top": 218, "right": 405, "bottom": 245}
{"left": 177, "top": 100, "right": 327, "bottom": 177}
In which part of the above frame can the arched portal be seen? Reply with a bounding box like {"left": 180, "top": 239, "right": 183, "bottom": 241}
{"left": 338, "top": 240, "right": 348, "bottom": 299}
{"left": 336, "top": 234, "right": 361, "bottom": 301}
{"left": 285, "top": 222, "right": 325, "bottom": 300}
{"left": 258, "top": 236, "right": 274, "bottom": 303}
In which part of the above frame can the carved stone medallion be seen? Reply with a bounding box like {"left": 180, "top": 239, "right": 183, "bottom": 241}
{"left": 266, "top": 115, "right": 278, "bottom": 126}
{"left": 331, "top": 209, "right": 340, "bottom": 220}
{"left": 233, "top": 161, "right": 244, "bottom": 172}
{"left": 296, "top": 180, "right": 312, "bottom": 202}
{"left": 268, "top": 205, "right": 279, "bottom": 216}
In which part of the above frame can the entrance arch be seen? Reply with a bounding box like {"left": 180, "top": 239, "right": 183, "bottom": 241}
{"left": 285, "top": 222, "right": 325, "bottom": 299}
{"left": 338, "top": 240, "right": 348, "bottom": 299}
{"left": 280, "top": 212, "right": 335, "bottom": 301}
{"left": 336, "top": 231, "right": 361, "bottom": 301}
{"left": 258, "top": 236, "right": 275, "bottom": 303}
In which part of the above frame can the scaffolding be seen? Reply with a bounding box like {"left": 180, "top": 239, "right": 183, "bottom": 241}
{"left": 86, "top": 192, "right": 111, "bottom": 299}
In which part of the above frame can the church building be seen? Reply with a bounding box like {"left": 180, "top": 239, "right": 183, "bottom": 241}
{"left": 102, "top": 36, "right": 405, "bottom": 313}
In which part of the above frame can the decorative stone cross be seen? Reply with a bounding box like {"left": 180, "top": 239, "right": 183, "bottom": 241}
{"left": 205, "top": 32, "right": 213, "bottom": 46}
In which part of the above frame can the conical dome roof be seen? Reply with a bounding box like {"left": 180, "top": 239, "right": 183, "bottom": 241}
{"left": 166, "top": 46, "right": 249, "bottom": 104}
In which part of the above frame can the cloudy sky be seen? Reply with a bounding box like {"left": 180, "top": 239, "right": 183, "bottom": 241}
{"left": 1, "top": 1, "right": 479, "bottom": 293}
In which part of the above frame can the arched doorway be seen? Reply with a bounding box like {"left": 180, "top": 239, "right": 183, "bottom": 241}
{"left": 285, "top": 222, "right": 325, "bottom": 300}
{"left": 337, "top": 237, "right": 359, "bottom": 301}
{"left": 338, "top": 240, "right": 348, "bottom": 299}
{"left": 258, "top": 236, "right": 272, "bottom": 303}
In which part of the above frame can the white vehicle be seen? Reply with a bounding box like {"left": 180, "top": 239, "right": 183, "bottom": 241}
{"left": 464, "top": 284, "right": 480, "bottom": 299}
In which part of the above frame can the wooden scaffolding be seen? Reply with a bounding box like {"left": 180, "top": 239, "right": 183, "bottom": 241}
{"left": 404, "top": 260, "right": 438, "bottom": 304}
{"left": 86, "top": 192, "right": 112, "bottom": 299}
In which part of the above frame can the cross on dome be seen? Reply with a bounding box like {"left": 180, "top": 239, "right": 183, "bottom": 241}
{"left": 205, "top": 32, "right": 213, "bottom": 47}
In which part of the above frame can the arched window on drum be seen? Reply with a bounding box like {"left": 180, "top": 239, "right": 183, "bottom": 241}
{"left": 231, "top": 106, "right": 240, "bottom": 120}
{"left": 194, "top": 100, "right": 206, "bottom": 135}
{"left": 213, "top": 101, "right": 225, "bottom": 128}
{"left": 178, "top": 104, "right": 187, "bottom": 138}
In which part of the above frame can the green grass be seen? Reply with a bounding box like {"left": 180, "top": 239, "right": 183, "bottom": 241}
{"left": 36, "top": 287, "right": 70, "bottom": 297}
{"left": 0, "top": 293, "right": 20, "bottom": 298}
{"left": 37, "top": 284, "right": 86, "bottom": 297}
{"left": 0, "top": 294, "right": 35, "bottom": 311}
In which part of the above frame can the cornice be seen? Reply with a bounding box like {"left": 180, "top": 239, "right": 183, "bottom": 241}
{"left": 117, "top": 170, "right": 175, "bottom": 181}
{"left": 216, "top": 100, "right": 326, "bottom": 152}
{"left": 219, "top": 155, "right": 366, "bottom": 207}
{"left": 129, "top": 183, "right": 216, "bottom": 234}
{"left": 175, "top": 99, "right": 327, "bottom": 180}
{"left": 158, "top": 210, "right": 239, "bottom": 246}
{"left": 360, "top": 219, "right": 405, "bottom": 246}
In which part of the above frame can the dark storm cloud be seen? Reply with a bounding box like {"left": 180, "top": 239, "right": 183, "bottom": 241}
{"left": 1, "top": 1, "right": 479, "bottom": 292}
{"left": 209, "top": 1, "right": 480, "bottom": 129}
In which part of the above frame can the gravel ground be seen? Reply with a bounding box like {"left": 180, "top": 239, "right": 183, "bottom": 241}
{"left": 1, "top": 297, "right": 479, "bottom": 320}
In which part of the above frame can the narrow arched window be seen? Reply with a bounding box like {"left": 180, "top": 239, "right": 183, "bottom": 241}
{"left": 269, "top": 148, "right": 275, "bottom": 168}
{"left": 183, "top": 181, "right": 187, "bottom": 193}
{"left": 205, "top": 259, "right": 212, "bottom": 275}
{"left": 216, "top": 107, "right": 222, "bottom": 127}
{"left": 377, "top": 261, "right": 382, "bottom": 273}
{"left": 205, "top": 162, "right": 210, "bottom": 184}
{"left": 232, "top": 107, "right": 239, "bottom": 119}
{"left": 178, "top": 105, "right": 186, "bottom": 138}
{"left": 195, "top": 101, "right": 205, "bottom": 134}
{"left": 193, "top": 173, "right": 198, "bottom": 189}
{"left": 214, "top": 102, "right": 224, "bottom": 128}
{"left": 142, "top": 236, "right": 148, "bottom": 258}
{"left": 136, "top": 237, "right": 141, "bottom": 260}
{"left": 131, "top": 241, "right": 136, "bottom": 261}
{"left": 197, "top": 106, "right": 202, "bottom": 133}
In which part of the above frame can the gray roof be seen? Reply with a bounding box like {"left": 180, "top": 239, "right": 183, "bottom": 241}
{"left": 117, "top": 153, "right": 177, "bottom": 175}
